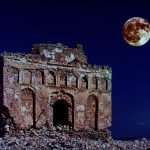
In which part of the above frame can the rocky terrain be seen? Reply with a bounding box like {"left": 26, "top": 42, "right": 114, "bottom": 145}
{"left": 0, "top": 125, "right": 150, "bottom": 150}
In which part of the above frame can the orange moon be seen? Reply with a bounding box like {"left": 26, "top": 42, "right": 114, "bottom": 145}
{"left": 123, "top": 17, "right": 150, "bottom": 46}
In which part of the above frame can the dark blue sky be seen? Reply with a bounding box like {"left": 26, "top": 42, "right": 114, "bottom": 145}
{"left": 0, "top": 0, "right": 150, "bottom": 138}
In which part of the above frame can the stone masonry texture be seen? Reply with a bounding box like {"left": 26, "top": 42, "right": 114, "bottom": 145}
{"left": 1, "top": 43, "right": 112, "bottom": 130}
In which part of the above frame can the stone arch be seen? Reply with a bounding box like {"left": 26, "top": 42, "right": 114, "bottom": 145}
{"left": 60, "top": 74, "right": 67, "bottom": 86}
{"left": 22, "top": 70, "right": 32, "bottom": 84}
{"left": 34, "top": 70, "right": 44, "bottom": 84}
{"left": 101, "top": 78, "right": 108, "bottom": 91}
{"left": 20, "top": 88, "right": 36, "bottom": 128}
{"left": 9, "top": 68, "right": 19, "bottom": 83}
{"left": 70, "top": 75, "right": 78, "bottom": 88}
{"left": 81, "top": 76, "right": 88, "bottom": 89}
{"left": 85, "top": 94, "right": 98, "bottom": 129}
{"left": 91, "top": 77, "right": 98, "bottom": 90}
{"left": 50, "top": 91, "right": 74, "bottom": 128}
{"left": 45, "top": 71, "right": 56, "bottom": 86}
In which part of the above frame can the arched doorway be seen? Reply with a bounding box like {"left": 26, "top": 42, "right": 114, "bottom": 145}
{"left": 53, "top": 100, "right": 70, "bottom": 126}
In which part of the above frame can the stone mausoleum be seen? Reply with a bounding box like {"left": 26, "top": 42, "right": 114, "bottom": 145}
{"left": 1, "top": 43, "right": 112, "bottom": 130}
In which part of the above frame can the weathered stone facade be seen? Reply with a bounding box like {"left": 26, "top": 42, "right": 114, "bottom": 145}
{"left": 1, "top": 43, "right": 112, "bottom": 130}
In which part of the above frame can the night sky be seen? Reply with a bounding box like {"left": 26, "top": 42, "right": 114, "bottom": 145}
{"left": 0, "top": 0, "right": 150, "bottom": 139}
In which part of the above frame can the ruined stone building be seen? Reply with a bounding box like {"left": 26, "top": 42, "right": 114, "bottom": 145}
{"left": 1, "top": 43, "right": 112, "bottom": 130}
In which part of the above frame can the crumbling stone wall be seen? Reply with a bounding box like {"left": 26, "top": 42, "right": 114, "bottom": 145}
{"left": 1, "top": 43, "right": 112, "bottom": 130}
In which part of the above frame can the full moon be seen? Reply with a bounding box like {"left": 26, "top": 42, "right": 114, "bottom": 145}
{"left": 123, "top": 17, "right": 150, "bottom": 46}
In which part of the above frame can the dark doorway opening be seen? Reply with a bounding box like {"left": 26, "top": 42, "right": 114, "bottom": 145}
{"left": 53, "top": 100, "right": 69, "bottom": 126}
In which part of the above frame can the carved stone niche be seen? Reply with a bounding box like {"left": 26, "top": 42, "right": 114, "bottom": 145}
{"left": 20, "top": 88, "right": 35, "bottom": 128}
{"left": 101, "top": 78, "right": 108, "bottom": 91}
{"left": 85, "top": 95, "right": 98, "bottom": 129}
{"left": 80, "top": 76, "right": 88, "bottom": 89}
{"left": 22, "top": 70, "right": 32, "bottom": 84}
{"left": 70, "top": 75, "right": 77, "bottom": 88}
{"left": 34, "top": 70, "right": 44, "bottom": 85}
{"left": 91, "top": 77, "right": 98, "bottom": 90}
{"left": 60, "top": 74, "right": 67, "bottom": 87}
{"left": 45, "top": 71, "right": 56, "bottom": 86}
{"left": 8, "top": 67, "right": 19, "bottom": 84}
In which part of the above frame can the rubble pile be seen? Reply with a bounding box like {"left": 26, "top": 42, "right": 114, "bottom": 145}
{"left": 0, "top": 125, "right": 150, "bottom": 150}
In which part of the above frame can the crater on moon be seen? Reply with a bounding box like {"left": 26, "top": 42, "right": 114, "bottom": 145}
{"left": 123, "top": 17, "right": 150, "bottom": 46}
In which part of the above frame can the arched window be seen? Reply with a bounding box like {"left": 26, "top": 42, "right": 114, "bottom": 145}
{"left": 22, "top": 70, "right": 31, "bottom": 84}
{"left": 9, "top": 68, "right": 19, "bottom": 83}
{"left": 91, "top": 77, "right": 98, "bottom": 90}
{"left": 101, "top": 78, "right": 108, "bottom": 91}
{"left": 70, "top": 75, "right": 77, "bottom": 88}
{"left": 60, "top": 74, "right": 67, "bottom": 86}
{"left": 81, "top": 76, "right": 88, "bottom": 89}
{"left": 46, "top": 71, "right": 56, "bottom": 86}
{"left": 35, "top": 70, "right": 44, "bottom": 84}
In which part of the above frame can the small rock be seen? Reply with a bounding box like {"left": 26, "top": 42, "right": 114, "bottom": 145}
{"left": 4, "top": 125, "right": 10, "bottom": 132}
